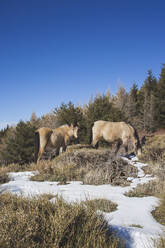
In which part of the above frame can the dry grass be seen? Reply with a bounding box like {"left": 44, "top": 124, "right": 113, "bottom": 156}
{"left": 124, "top": 179, "right": 163, "bottom": 197}
{"left": 123, "top": 134, "right": 165, "bottom": 246}
{"left": 0, "top": 167, "right": 10, "bottom": 184}
{"left": 31, "top": 147, "right": 137, "bottom": 186}
{"left": 152, "top": 194, "right": 165, "bottom": 226}
{"left": 125, "top": 135, "right": 165, "bottom": 198}
{"left": 0, "top": 162, "right": 36, "bottom": 185}
{"left": 153, "top": 194, "right": 165, "bottom": 248}
{"left": 140, "top": 134, "right": 165, "bottom": 164}
{"left": 156, "top": 237, "right": 165, "bottom": 248}
{"left": 0, "top": 193, "right": 124, "bottom": 248}
{"left": 129, "top": 224, "right": 143, "bottom": 228}
{"left": 83, "top": 199, "right": 118, "bottom": 213}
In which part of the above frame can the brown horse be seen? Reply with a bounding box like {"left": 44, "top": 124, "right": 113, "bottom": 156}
{"left": 91, "top": 120, "right": 142, "bottom": 156}
{"left": 35, "top": 124, "right": 78, "bottom": 163}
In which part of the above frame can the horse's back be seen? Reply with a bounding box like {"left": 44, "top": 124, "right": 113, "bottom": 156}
{"left": 53, "top": 125, "right": 69, "bottom": 135}
{"left": 37, "top": 127, "right": 52, "bottom": 135}
{"left": 93, "top": 120, "right": 133, "bottom": 140}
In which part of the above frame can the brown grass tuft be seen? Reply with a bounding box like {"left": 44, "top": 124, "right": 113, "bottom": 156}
{"left": 140, "top": 134, "right": 165, "bottom": 164}
{"left": 83, "top": 198, "right": 118, "bottom": 213}
{"left": 0, "top": 193, "right": 124, "bottom": 248}
{"left": 0, "top": 162, "right": 36, "bottom": 185}
{"left": 31, "top": 147, "right": 137, "bottom": 186}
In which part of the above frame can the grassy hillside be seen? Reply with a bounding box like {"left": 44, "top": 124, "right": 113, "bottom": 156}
{"left": 31, "top": 146, "right": 137, "bottom": 186}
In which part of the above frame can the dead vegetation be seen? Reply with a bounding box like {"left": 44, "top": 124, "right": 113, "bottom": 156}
{"left": 0, "top": 167, "right": 10, "bottom": 184}
{"left": 125, "top": 135, "right": 165, "bottom": 198}
{"left": 82, "top": 198, "right": 118, "bottom": 213}
{"left": 31, "top": 146, "right": 137, "bottom": 186}
{"left": 0, "top": 162, "right": 36, "bottom": 185}
{"left": 123, "top": 134, "right": 165, "bottom": 247}
{"left": 0, "top": 193, "right": 124, "bottom": 248}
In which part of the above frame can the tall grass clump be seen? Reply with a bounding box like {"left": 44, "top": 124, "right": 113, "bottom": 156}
{"left": 140, "top": 134, "right": 165, "bottom": 164}
{"left": 152, "top": 194, "right": 165, "bottom": 226}
{"left": 0, "top": 193, "right": 124, "bottom": 248}
{"left": 126, "top": 135, "right": 165, "bottom": 197}
{"left": 0, "top": 167, "right": 9, "bottom": 184}
{"left": 0, "top": 162, "right": 36, "bottom": 185}
{"left": 31, "top": 147, "right": 137, "bottom": 186}
{"left": 153, "top": 194, "right": 165, "bottom": 248}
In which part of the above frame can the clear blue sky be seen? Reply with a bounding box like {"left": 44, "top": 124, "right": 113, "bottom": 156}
{"left": 0, "top": 0, "right": 165, "bottom": 129}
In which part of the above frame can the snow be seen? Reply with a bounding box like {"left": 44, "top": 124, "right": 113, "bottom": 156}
{"left": 0, "top": 156, "right": 164, "bottom": 248}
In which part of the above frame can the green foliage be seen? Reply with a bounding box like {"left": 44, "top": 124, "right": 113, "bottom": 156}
{"left": 86, "top": 93, "right": 123, "bottom": 124}
{"left": 125, "top": 71, "right": 158, "bottom": 131}
{"left": 54, "top": 101, "right": 83, "bottom": 126}
{"left": 156, "top": 64, "right": 165, "bottom": 127}
{"left": 0, "top": 126, "right": 9, "bottom": 144}
{"left": 1, "top": 121, "right": 36, "bottom": 164}
{"left": 139, "top": 70, "right": 158, "bottom": 131}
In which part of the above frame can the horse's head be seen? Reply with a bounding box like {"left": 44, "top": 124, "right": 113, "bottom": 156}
{"left": 69, "top": 124, "right": 79, "bottom": 139}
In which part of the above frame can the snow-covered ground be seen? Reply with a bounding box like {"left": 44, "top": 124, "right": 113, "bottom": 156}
{"left": 0, "top": 156, "right": 164, "bottom": 248}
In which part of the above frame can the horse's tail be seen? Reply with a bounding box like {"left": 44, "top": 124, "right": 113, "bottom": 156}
{"left": 34, "top": 131, "right": 40, "bottom": 163}
{"left": 89, "top": 123, "right": 94, "bottom": 145}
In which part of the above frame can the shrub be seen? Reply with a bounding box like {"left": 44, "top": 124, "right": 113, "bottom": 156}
{"left": 1, "top": 121, "right": 36, "bottom": 164}
{"left": 0, "top": 193, "right": 123, "bottom": 248}
{"left": 31, "top": 147, "right": 137, "bottom": 186}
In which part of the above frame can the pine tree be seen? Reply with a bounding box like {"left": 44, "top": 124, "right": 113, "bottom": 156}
{"left": 54, "top": 102, "right": 83, "bottom": 126}
{"left": 2, "top": 121, "right": 36, "bottom": 164}
{"left": 136, "top": 70, "right": 158, "bottom": 131}
{"left": 54, "top": 101, "right": 85, "bottom": 143}
{"left": 113, "top": 86, "right": 128, "bottom": 114}
{"left": 125, "top": 83, "right": 139, "bottom": 126}
{"left": 156, "top": 64, "right": 165, "bottom": 127}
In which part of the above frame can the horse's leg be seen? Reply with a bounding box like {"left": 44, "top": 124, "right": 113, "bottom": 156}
{"left": 92, "top": 139, "right": 99, "bottom": 149}
{"left": 115, "top": 141, "right": 122, "bottom": 155}
{"left": 55, "top": 147, "right": 60, "bottom": 156}
{"left": 62, "top": 144, "right": 67, "bottom": 152}
{"left": 37, "top": 148, "right": 44, "bottom": 163}
{"left": 92, "top": 135, "right": 99, "bottom": 149}
{"left": 37, "top": 136, "right": 47, "bottom": 163}
{"left": 124, "top": 144, "right": 129, "bottom": 157}
{"left": 122, "top": 137, "right": 130, "bottom": 157}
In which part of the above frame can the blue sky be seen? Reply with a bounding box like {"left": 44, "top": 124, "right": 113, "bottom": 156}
{"left": 0, "top": 0, "right": 165, "bottom": 129}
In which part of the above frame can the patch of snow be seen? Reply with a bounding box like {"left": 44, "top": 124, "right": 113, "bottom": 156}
{"left": 0, "top": 156, "right": 164, "bottom": 248}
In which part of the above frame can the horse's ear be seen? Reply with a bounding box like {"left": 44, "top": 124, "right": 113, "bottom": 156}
{"left": 70, "top": 123, "right": 73, "bottom": 127}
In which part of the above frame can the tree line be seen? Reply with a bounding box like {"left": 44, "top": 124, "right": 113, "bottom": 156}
{"left": 0, "top": 64, "right": 165, "bottom": 164}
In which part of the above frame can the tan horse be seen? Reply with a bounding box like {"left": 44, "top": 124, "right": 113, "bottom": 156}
{"left": 91, "top": 120, "right": 142, "bottom": 156}
{"left": 35, "top": 124, "right": 78, "bottom": 163}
